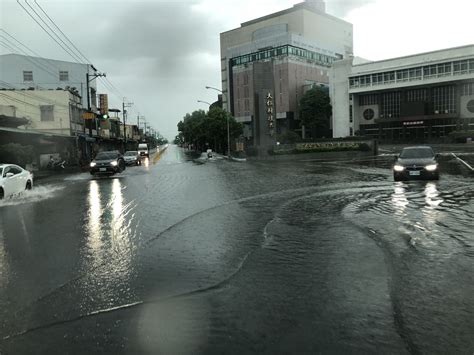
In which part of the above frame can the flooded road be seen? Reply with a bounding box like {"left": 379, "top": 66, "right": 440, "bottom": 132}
{"left": 0, "top": 145, "right": 473, "bottom": 354}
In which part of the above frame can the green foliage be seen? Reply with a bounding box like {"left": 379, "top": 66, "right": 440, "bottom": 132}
{"left": 299, "top": 86, "right": 332, "bottom": 134}
{"left": 0, "top": 143, "right": 36, "bottom": 166}
{"left": 177, "top": 107, "right": 243, "bottom": 153}
{"left": 276, "top": 130, "right": 301, "bottom": 144}
{"left": 173, "top": 134, "right": 184, "bottom": 145}
{"left": 271, "top": 141, "right": 371, "bottom": 155}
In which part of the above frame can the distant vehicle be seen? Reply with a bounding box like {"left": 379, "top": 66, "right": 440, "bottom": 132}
{"left": 393, "top": 146, "right": 440, "bottom": 181}
{"left": 124, "top": 151, "right": 141, "bottom": 166}
{"left": 138, "top": 143, "right": 149, "bottom": 158}
{"left": 207, "top": 148, "right": 213, "bottom": 158}
{"left": 90, "top": 151, "right": 126, "bottom": 176}
{"left": 0, "top": 164, "right": 33, "bottom": 200}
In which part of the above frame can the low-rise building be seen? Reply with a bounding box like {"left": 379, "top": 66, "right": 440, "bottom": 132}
{"left": 331, "top": 45, "right": 474, "bottom": 140}
{"left": 0, "top": 88, "right": 83, "bottom": 136}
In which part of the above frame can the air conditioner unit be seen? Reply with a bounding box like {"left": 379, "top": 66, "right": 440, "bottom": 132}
{"left": 380, "top": 114, "right": 384, "bottom": 118}
{"left": 435, "top": 110, "right": 439, "bottom": 114}
{"left": 444, "top": 109, "right": 449, "bottom": 114}
{"left": 388, "top": 114, "right": 392, "bottom": 118}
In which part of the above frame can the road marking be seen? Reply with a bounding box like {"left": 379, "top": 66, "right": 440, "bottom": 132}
{"left": 452, "top": 153, "right": 474, "bottom": 171}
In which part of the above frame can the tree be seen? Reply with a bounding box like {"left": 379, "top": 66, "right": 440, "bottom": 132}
{"left": 299, "top": 86, "right": 332, "bottom": 138}
{"left": 177, "top": 107, "right": 243, "bottom": 154}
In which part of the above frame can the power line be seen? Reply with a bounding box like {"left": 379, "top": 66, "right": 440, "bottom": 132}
{"left": 32, "top": 0, "right": 92, "bottom": 64}
{"left": 0, "top": 29, "right": 85, "bottom": 84}
{"left": 16, "top": 0, "right": 85, "bottom": 65}
{"left": 24, "top": 0, "right": 85, "bottom": 64}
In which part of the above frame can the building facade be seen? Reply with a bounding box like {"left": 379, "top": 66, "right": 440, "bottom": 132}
{"left": 220, "top": 0, "right": 353, "bottom": 147}
{"left": 0, "top": 89, "right": 83, "bottom": 136}
{"left": 0, "top": 53, "right": 98, "bottom": 110}
{"left": 331, "top": 45, "right": 474, "bottom": 141}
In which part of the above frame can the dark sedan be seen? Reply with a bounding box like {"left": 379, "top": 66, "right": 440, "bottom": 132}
{"left": 393, "top": 146, "right": 439, "bottom": 181}
{"left": 90, "top": 151, "right": 126, "bottom": 176}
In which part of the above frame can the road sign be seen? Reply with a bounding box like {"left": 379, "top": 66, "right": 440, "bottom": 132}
{"left": 82, "top": 112, "right": 95, "bottom": 120}
{"left": 99, "top": 94, "right": 108, "bottom": 115}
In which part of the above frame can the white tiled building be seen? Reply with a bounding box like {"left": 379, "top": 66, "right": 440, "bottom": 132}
{"left": 330, "top": 45, "right": 474, "bottom": 140}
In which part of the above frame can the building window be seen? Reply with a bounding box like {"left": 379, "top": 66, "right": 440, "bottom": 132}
{"left": 59, "top": 71, "right": 69, "bottom": 81}
{"left": 349, "top": 127, "right": 353, "bottom": 136}
{"left": 381, "top": 92, "right": 400, "bottom": 118}
{"left": 40, "top": 105, "right": 54, "bottom": 121}
{"left": 432, "top": 85, "right": 455, "bottom": 114}
{"left": 359, "top": 94, "right": 378, "bottom": 105}
{"left": 23, "top": 71, "right": 33, "bottom": 82}
{"left": 349, "top": 105, "right": 353, "bottom": 123}
{"left": 406, "top": 88, "right": 428, "bottom": 102}
{"left": 461, "top": 82, "right": 474, "bottom": 96}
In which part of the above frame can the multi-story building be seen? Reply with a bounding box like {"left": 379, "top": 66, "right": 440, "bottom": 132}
{"left": 220, "top": 0, "right": 353, "bottom": 147}
{"left": 331, "top": 45, "right": 474, "bottom": 141}
{"left": 0, "top": 88, "right": 83, "bottom": 136}
{"left": 0, "top": 53, "right": 98, "bottom": 110}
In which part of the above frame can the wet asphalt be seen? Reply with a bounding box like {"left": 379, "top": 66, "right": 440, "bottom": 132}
{"left": 0, "top": 145, "right": 473, "bottom": 354}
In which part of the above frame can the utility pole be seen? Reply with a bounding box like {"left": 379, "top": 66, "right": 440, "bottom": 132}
{"left": 85, "top": 69, "right": 106, "bottom": 137}
{"left": 122, "top": 98, "right": 133, "bottom": 151}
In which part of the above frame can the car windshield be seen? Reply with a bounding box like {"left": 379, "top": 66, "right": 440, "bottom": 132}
{"left": 400, "top": 148, "right": 435, "bottom": 159}
{"left": 124, "top": 151, "right": 137, "bottom": 156}
{"left": 95, "top": 152, "right": 117, "bottom": 160}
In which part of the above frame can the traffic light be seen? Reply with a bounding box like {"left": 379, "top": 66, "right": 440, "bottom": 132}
{"left": 96, "top": 113, "right": 109, "bottom": 120}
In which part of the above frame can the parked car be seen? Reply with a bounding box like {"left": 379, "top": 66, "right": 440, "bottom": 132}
{"left": 0, "top": 164, "right": 33, "bottom": 200}
{"left": 138, "top": 143, "right": 149, "bottom": 158}
{"left": 393, "top": 146, "right": 440, "bottom": 181}
{"left": 90, "top": 151, "right": 126, "bottom": 176}
{"left": 124, "top": 151, "right": 141, "bottom": 166}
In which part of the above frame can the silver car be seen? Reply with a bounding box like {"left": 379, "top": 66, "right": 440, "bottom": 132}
{"left": 0, "top": 164, "right": 34, "bottom": 200}
{"left": 124, "top": 151, "right": 141, "bottom": 166}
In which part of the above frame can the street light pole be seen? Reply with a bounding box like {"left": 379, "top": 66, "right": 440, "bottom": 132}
{"left": 205, "top": 86, "right": 230, "bottom": 158}
{"left": 197, "top": 100, "right": 212, "bottom": 106}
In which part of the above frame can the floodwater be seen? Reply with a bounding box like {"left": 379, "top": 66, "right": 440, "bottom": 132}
{"left": 0, "top": 145, "right": 473, "bottom": 354}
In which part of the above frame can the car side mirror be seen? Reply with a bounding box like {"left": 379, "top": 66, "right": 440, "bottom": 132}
{"left": 6, "top": 172, "right": 14, "bottom": 178}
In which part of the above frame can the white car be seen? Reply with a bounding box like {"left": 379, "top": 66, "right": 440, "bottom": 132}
{"left": 0, "top": 164, "right": 34, "bottom": 200}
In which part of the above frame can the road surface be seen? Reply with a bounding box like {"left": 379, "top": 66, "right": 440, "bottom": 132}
{"left": 1, "top": 145, "right": 473, "bottom": 354}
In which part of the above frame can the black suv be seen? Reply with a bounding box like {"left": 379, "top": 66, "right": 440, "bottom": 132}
{"left": 90, "top": 151, "right": 126, "bottom": 176}
{"left": 393, "top": 146, "right": 439, "bottom": 181}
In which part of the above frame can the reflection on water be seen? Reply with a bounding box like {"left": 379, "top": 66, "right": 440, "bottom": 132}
{"left": 83, "top": 178, "right": 135, "bottom": 309}
{"left": 85, "top": 179, "right": 133, "bottom": 269}
{"left": 424, "top": 182, "right": 443, "bottom": 208}
{"left": 391, "top": 183, "right": 409, "bottom": 216}
{"left": 143, "top": 157, "right": 150, "bottom": 168}
{"left": 86, "top": 180, "right": 102, "bottom": 257}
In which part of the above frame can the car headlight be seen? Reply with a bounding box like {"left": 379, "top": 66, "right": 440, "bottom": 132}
{"left": 425, "top": 164, "right": 437, "bottom": 171}
{"left": 90, "top": 162, "right": 96, "bottom": 167}
{"left": 110, "top": 161, "right": 118, "bottom": 166}
{"left": 393, "top": 165, "right": 405, "bottom": 172}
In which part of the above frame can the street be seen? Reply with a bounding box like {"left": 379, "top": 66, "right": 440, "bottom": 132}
{"left": 1, "top": 145, "right": 473, "bottom": 354}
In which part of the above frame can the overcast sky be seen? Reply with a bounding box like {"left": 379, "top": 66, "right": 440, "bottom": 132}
{"left": 1, "top": 0, "right": 473, "bottom": 139}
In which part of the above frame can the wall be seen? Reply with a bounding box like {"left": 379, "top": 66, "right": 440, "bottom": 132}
{"left": 0, "top": 90, "right": 80, "bottom": 136}
{"left": 330, "top": 58, "right": 352, "bottom": 137}
{"left": 220, "top": 4, "right": 353, "bottom": 112}
{"left": 0, "top": 54, "right": 96, "bottom": 109}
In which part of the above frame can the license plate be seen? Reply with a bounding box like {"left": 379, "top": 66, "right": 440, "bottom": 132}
{"left": 99, "top": 168, "right": 107, "bottom": 172}
{"left": 409, "top": 171, "right": 420, "bottom": 176}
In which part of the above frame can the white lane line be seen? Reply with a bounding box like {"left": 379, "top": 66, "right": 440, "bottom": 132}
{"left": 452, "top": 153, "right": 474, "bottom": 171}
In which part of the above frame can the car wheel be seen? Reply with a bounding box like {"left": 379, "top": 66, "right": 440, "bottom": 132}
{"left": 26, "top": 181, "right": 32, "bottom": 190}
{"left": 0, "top": 188, "right": 4, "bottom": 200}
